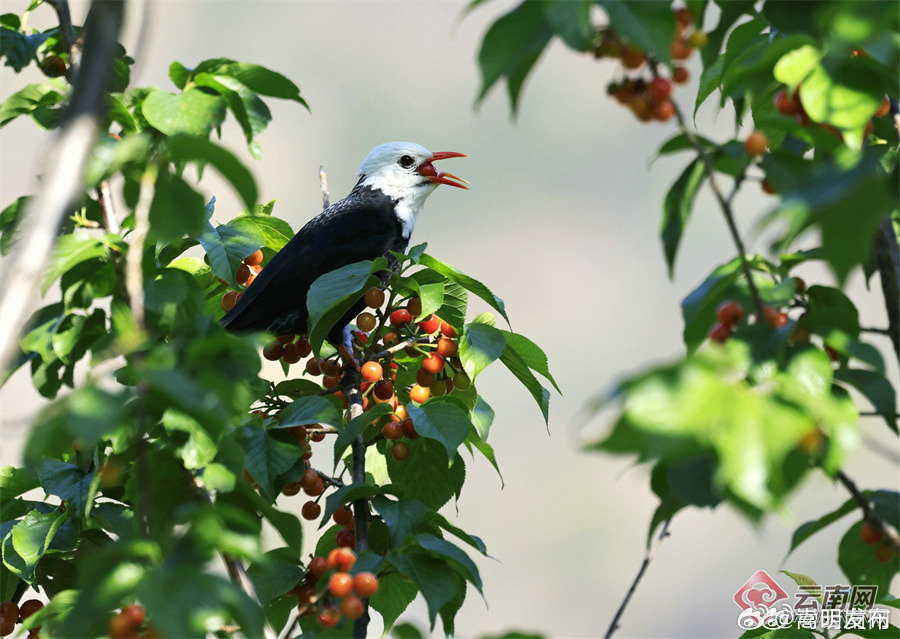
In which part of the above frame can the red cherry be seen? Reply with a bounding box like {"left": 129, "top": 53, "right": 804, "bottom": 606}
{"left": 301, "top": 501, "right": 321, "bottom": 520}
{"left": 353, "top": 572, "right": 380, "bottom": 598}
{"left": 422, "top": 353, "right": 445, "bottom": 375}
{"left": 436, "top": 338, "right": 458, "bottom": 358}
{"left": 391, "top": 441, "right": 410, "bottom": 461}
{"left": 309, "top": 556, "right": 328, "bottom": 577}
{"left": 708, "top": 323, "right": 731, "bottom": 343}
{"left": 296, "top": 584, "right": 316, "bottom": 606}
{"left": 374, "top": 379, "right": 394, "bottom": 401}
{"left": 861, "top": 523, "right": 883, "bottom": 546}
{"left": 361, "top": 361, "right": 383, "bottom": 383}
{"left": 281, "top": 482, "right": 301, "bottom": 496}
{"left": 405, "top": 297, "right": 422, "bottom": 318}
{"left": 120, "top": 604, "right": 145, "bottom": 627}
{"left": 382, "top": 421, "right": 403, "bottom": 440}
{"left": 875, "top": 544, "right": 896, "bottom": 564}
{"left": 305, "top": 357, "right": 322, "bottom": 376}
{"left": 19, "top": 600, "right": 42, "bottom": 619}
{"left": 236, "top": 263, "right": 251, "bottom": 285}
{"left": 401, "top": 417, "right": 419, "bottom": 440}
{"left": 365, "top": 287, "right": 385, "bottom": 309}
{"left": 647, "top": 77, "right": 672, "bottom": 102}
{"left": 341, "top": 595, "right": 364, "bottom": 620}
{"left": 390, "top": 309, "right": 412, "bottom": 327}
{"left": 333, "top": 505, "right": 353, "bottom": 526}
{"left": 296, "top": 337, "right": 312, "bottom": 358}
{"left": 670, "top": 39, "right": 693, "bottom": 60}
{"left": 416, "top": 369, "right": 435, "bottom": 387}
{"left": 0, "top": 603, "right": 16, "bottom": 620}
{"left": 762, "top": 306, "right": 788, "bottom": 328}
{"left": 304, "top": 477, "right": 324, "bottom": 497}
{"left": 439, "top": 321, "right": 456, "bottom": 338}
{"left": 672, "top": 67, "right": 689, "bottom": 84}
{"left": 263, "top": 341, "right": 284, "bottom": 361}
{"left": 243, "top": 249, "right": 264, "bottom": 266}
{"left": 875, "top": 97, "right": 891, "bottom": 118}
{"left": 329, "top": 572, "right": 354, "bottom": 598}
{"left": 652, "top": 100, "right": 675, "bottom": 122}
{"left": 716, "top": 301, "right": 745, "bottom": 327}
{"left": 317, "top": 604, "right": 341, "bottom": 628}
{"left": 327, "top": 547, "right": 357, "bottom": 571}
{"left": 336, "top": 529, "right": 355, "bottom": 548}
{"left": 222, "top": 290, "right": 240, "bottom": 312}
{"left": 300, "top": 467, "right": 319, "bottom": 490}
{"left": 417, "top": 314, "right": 441, "bottom": 334}
{"left": 744, "top": 131, "right": 769, "bottom": 156}
{"left": 409, "top": 384, "right": 430, "bottom": 404}
{"left": 357, "top": 312, "right": 377, "bottom": 332}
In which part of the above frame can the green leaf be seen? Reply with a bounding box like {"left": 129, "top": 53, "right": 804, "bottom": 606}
{"left": 499, "top": 343, "right": 550, "bottom": 426}
{"left": 420, "top": 254, "right": 508, "bottom": 325}
{"left": 423, "top": 512, "right": 488, "bottom": 555}
{"left": 150, "top": 171, "right": 208, "bottom": 244}
{"left": 459, "top": 322, "right": 505, "bottom": 381}
{"left": 773, "top": 44, "right": 820, "bottom": 88}
{"left": 321, "top": 483, "right": 397, "bottom": 529}
{"left": 41, "top": 235, "right": 107, "bottom": 295}
{"left": 599, "top": 0, "right": 676, "bottom": 65}
{"left": 839, "top": 520, "right": 898, "bottom": 593}
{"left": 9, "top": 510, "right": 67, "bottom": 581}
{"left": 214, "top": 62, "right": 308, "bottom": 108}
{"left": 371, "top": 496, "right": 428, "bottom": 549}
{"left": 390, "top": 552, "right": 458, "bottom": 630}
{"left": 475, "top": 0, "right": 553, "bottom": 116}
{"left": 370, "top": 572, "right": 418, "bottom": 633}
{"left": 407, "top": 399, "right": 471, "bottom": 460}
{"left": 680, "top": 257, "right": 743, "bottom": 351}
{"left": 835, "top": 368, "right": 897, "bottom": 431}
{"left": 0, "top": 82, "right": 63, "bottom": 127}
{"left": 785, "top": 498, "right": 871, "bottom": 559}
{"left": 142, "top": 87, "right": 226, "bottom": 137}
{"left": 236, "top": 426, "right": 303, "bottom": 500}
{"left": 193, "top": 73, "right": 272, "bottom": 151}
{"left": 231, "top": 207, "right": 293, "bottom": 252}
{"left": 414, "top": 533, "right": 482, "bottom": 594}
{"left": 543, "top": 1, "right": 593, "bottom": 52}
{"left": 137, "top": 568, "right": 264, "bottom": 639}
{"left": 166, "top": 134, "right": 257, "bottom": 210}
{"left": 333, "top": 403, "right": 393, "bottom": 465}
{"left": 0, "top": 467, "right": 39, "bottom": 498}
{"left": 500, "top": 330, "right": 560, "bottom": 393}
{"left": 275, "top": 395, "right": 342, "bottom": 429}
{"left": 246, "top": 550, "right": 305, "bottom": 605}
{"left": 386, "top": 440, "right": 464, "bottom": 510}
{"left": 661, "top": 159, "right": 706, "bottom": 277}
{"left": 195, "top": 211, "right": 266, "bottom": 289}
{"left": 307, "top": 259, "right": 382, "bottom": 356}
{"left": 37, "top": 461, "right": 93, "bottom": 518}
{"left": 0, "top": 27, "right": 48, "bottom": 72}
{"left": 390, "top": 622, "right": 425, "bottom": 639}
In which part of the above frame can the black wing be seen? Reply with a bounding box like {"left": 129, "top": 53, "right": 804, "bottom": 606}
{"left": 221, "top": 187, "right": 403, "bottom": 336}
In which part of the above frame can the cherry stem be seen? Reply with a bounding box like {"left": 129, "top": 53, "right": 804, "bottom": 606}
{"left": 671, "top": 101, "right": 765, "bottom": 318}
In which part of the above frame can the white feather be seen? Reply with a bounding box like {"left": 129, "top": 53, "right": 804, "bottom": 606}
{"left": 358, "top": 142, "right": 440, "bottom": 240}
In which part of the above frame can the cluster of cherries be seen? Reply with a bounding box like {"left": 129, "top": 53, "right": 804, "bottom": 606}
{"left": 0, "top": 599, "right": 42, "bottom": 638}
{"left": 597, "top": 7, "right": 703, "bottom": 123}
{"left": 860, "top": 523, "right": 898, "bottom": 564}
{"left": 708, "top": 278, "right": 845, "bottom": 365}
{"left": 221, "top": 249, "right": 264, "bottom": 313}
{"left": 291, "top": 547, "right": 380, "bottom": 628}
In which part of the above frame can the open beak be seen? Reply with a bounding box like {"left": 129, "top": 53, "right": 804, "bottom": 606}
{"left": 418, "top": 151, "right": 469, "bottom": 189}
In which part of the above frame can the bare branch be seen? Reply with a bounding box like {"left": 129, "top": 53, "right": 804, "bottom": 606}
{"left": 46, "top": 0, "right": 80, "bottom": 79}
{"left": 604, "top": 520, "right": 672, "bottom": 639}
{"left": 320, "top": 166, "right": 330, "bottom": 209}
{"left": 97, "top": 180, "right": 119, "bottom": 234}
{"left": 125, "top": 164, "right": 157, "bottom": 331}
{"left": 672, "top": 102, "right": 765, "bottom": 318}
{"left": 0, "top": 0, "right": 124, "bottom": 378}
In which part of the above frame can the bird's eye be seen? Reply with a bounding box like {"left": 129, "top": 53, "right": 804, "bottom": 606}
{"left": 398, "top": 155, "right": 416, "bottom": 169}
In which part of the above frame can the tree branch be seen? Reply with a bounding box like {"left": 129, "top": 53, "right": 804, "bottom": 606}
{"left": 836, "top": 471, "right": 900, "bottom": 552}
{"left": 0, "top": 0, "right": 124, "bottom": 377}
{"left": 604, "top": 519, "right": 672, "bottom": 639}
{"left": 672, "top": 102, "right": 765, "bottom": 318}
{"left": 320, "top": 166, "right": 330, "bottom": 209}
{"left": 46, "top": 0, "right": 80, "bottom": 79}
{"left": 125, "top": 163, "right": 157, "bottom": 331}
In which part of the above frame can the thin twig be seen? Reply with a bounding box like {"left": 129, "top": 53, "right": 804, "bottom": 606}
{"left": 320, "top": 166, "right": 330, "bottom": 209}
{"left": 97, "top": 180, "right": 119, "bottom": 234}
{"left": 46, "top": 0, "right": 80, "bottom": 79}
{"left": 672, "top": 102, "right": 765, "bottom": 317}
{"left": 315, "top": 469, "right": 345, "bottom": 488}
{"left": 125, "top": 163, "right": 157, "bottom": 331}
{"left": 370, "top": 334, "right": 438, "bottom": 361}
{"left": 604, "top": 519, "right": 672, "bottom": 639}
{"left": 0, "top": 0, "right": 124, "bottom": 378}
{"left": 836, "top": 470, "right": 900, "bottom": 552}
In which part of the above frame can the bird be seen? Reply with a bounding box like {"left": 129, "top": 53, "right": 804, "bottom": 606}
{"left": 220, "top": 141, "right": 467, "bottom": 364}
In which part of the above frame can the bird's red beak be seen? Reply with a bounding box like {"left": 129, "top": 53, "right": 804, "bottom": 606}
{"left": 418, "top": 152, "right": 469, "bottom": 189}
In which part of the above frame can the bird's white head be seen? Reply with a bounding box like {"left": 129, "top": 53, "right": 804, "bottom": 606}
{"left": 358, "top": 142, "right": 467, "bottom": 240}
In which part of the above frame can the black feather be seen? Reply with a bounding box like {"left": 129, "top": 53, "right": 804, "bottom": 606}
{"left": 221, "top": 184, "right": 405, "bottom": 342}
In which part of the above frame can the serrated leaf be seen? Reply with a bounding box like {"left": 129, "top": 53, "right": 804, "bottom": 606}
{"left": 274, "top": 395, "right": 342, "bottom": 429}
{"left": 414, "top": 533, "right": 483, "bottom": 593}
{"left": 195, "top": 215, "right": 265, "bottom": 289}
{"left": 387, "top": 440, "right": 463, "bottom": 510}
{"left": 41, "top": 235, "right": 107, "bottom": 295}
{"left": 459, "top": 322, "right": 505, "bottom": 381}
{"left": 661, "top": 158, "right": 706, "bottom": 277}
{"left": 0, "top": 83, "right": 63, "bottom": 127}
{"left": 390, "top": 552, "right": 457, "bottom": 630}
{"left": 150, "top": 171, "right": 208, "bottom": 243}
{"left": 214, "top": 63, "right": 308, "bottom": 108}
{"left": 372, "top": 496, "right": 428, "bottom": 549}
{"left": 370, "top": 572, "right": 418, "bottom": 633}
{"left": 0, "top": 467, "right": 39, "bottom": 498}
{"left": 142, "top": 87, "right": 226, "bottom": 137}
{"left": 500, "top": 330, "right": 560, "bottom": 393}
{"left": 236, "top": 426, "right": 303, "bottom": 500}
{"left": 307, "top": 259, "right": 382, "bottom": 356}
{"left": 499, "top": 344, "right": 550, "bottom": 426}
{"left": 407, "top": 400, "right": 471, "bottom": 460}
{"left": 333, "top": 402, "right": 393, "bottom": 465}
{"left": 37, "top": 461, "right": 93, "bottom": 518}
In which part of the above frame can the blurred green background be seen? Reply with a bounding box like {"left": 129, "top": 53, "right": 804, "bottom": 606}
{"left": 1, "top": 1, "right": 896, "bottom": 636}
